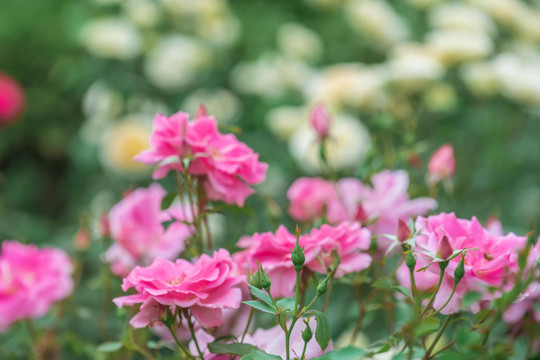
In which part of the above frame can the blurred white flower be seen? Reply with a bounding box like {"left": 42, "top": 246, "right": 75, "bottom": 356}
{"left": 345, "top": 0, "right": 409, "bottom": 48}
{"left": 144, "top": 35, "right": 211, "bottom": 90}
{"left": 465, "top": 0, "right": 525, "bottom": 26}
{"left": 195, "top": 13, "right": 240, "bottom": 47}
{"left": 266, "top": 106, "right": 308, "bottom": 141}
{"left": 80, "top": 17, "right": 141, "bottom": 60}
{"left": 232, "top": 53, "right": 314, "bottom": 100}
{"left": 460, "top": 62, "right": 499, "bottom": 96}
{"left": 427, "top": 29, "right": 493, "bottom": 65}
{"left": 277, "top": 23, "right": 323, "bottom": 62}
{"left": 289, "top": 113, "right": 371, "bottom": 173}
{"left": 514, "top": 9, "right": 540, "bottom": 43}
{"left": 406, "top": 0, "right": 444, "bottom": 9}
{"left": 387, "top": 43, "right": 445, "bottom": 90}
{"left": 99, "top": 115, "right": 152, "bottom": 174}
{"left": 429, "top": 3, "right": 495, "bottom": 35}
{"left": 422, "top": 82, "right": 458, "bottom": 112}
{"left": 82, "top": 81, "right": 124, "bottom": 119}
{"left": 182, "top": 88, "right": 242, "bottom": 123}
{"left": 123, "top": 0, "right": 162, "bottom": 28}
{"left": 492, "top": 53, "right": 540, "bottom": 105}
{"left": 304, "top": 0, "right": 345, "bottom": 9}
{"left": 160, "top": 0, "right": 227, "bottom": 16}
{"left": 305, "top": 64, "right": 387, "bottom": 111}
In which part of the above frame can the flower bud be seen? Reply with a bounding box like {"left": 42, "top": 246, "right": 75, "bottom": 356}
{"left": 317, "top": 277, "right": 328, "bottom": 296}
{"left": 249, "top": 269, "right": 262, "bottom": 289}
{"left": 195, "top": 104, "right": 208, "bottom": 119}
{"left": 291, "top": 240, "right": 305, "bottom": 272}
{"left": 454, "top": 255, "right": 465, "bottom": 284}
{"left": 427, "top": 143, "right": 456, "bottom": 186}
{"left": 0, "top": 72, "right": 25, "bottom": 126}
{"left": 261, "top": 271, "right": 272, "bottom": 293}
{"left": 436, "top": 235, "right": 453, "bottom": 260}
{"left": 405, "top": 252, "right": 416, "bottom": 270}
{"left": 302, "top": 324, "right": 313, "bottom": 342}
{"left": 397, "top": 219, "right": 411, "bottom": 243}
{"left": 310, "top": 103, "right": 331, "bottom": 140}
{"left": 354, "top": 204, "right": 368, "bottom": 225}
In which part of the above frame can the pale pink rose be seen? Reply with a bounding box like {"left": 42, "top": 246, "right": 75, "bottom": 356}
{"left": 188, "top": 329, "right": 231, "bottom": 360}
{"left": 310, "top": 103, "right": 331, "bottom": 139}
{"left": 234, "top": 223, "right": 372, "bottom": 297}
{"left": 396, "top": 213, "right": 527, "bottom": 314}
{"left": 485, "top": 216, "right": 504, "bottom": 236}
{"left": 113, "top": 249, "right": 245, "bottom": 329}
{"left": 326, "top": 170, "right": 437, "bottom": 250}
{"left": 0, "top": 72, "right": 25, "bottom": 126}
{"left": 0, "top": 241, "right": 73, "bottom": 332}
{"left": 287, "top": 177, "right": 333, "bottom": 223}
{"left": 504, "top": 282, "right": 540, "bottom": 325}
{"left": 427, "top": 143, "right": 456, "bottom": 185}
{"left": 186, "top": 115, "right": 267, "bottom": 206}
{"left": 134, "top": 111, "right": 189, "bottom": 179}
{"left": 104, "top": 183, "right": 192, "bottom": 277}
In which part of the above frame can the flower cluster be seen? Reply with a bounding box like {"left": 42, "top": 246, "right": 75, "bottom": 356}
{"left": 396, "top": 213, "right": 528, "bottom": 314}
{"left": 0, "top": 241, "right": 73, "bottom": 332}
{"left": 234, "top": 222, "right": 371, "bottom": 297}
{"left": 135, "top": 111, "right": 268, "bottom": 206}
{"left": 104, "top": 183, "right": 193, "bottom": 277}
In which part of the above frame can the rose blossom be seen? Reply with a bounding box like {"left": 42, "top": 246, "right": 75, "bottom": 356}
{"left": 396, "top": 213, "right": 527, "bottom": 314}
{"left": 0, "top": 241, "right": 73, "bottom": 332}
{"left": 287, "top": 177, "right": 333, "bottom": 223}
{"left": 104, "top": 183, "right": 192, "bottom": 277}
{"left": 310, "top": 103, "right": 331, "bottom": 139}
{"left": 113, "top": 249, "right": 244, "bottom": 329}
{"left": 234, "top": 223, "right": 372, "bottom": 297}
{"left": 427, "top": 143, "right": 456, "bottom": 186}
{"left": 0, "top": 72, "right": 25, "bottom": 126}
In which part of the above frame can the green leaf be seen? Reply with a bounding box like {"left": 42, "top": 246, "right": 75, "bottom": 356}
{"left": 239, "top": 350, "right": 282, "bottom": 359}
{"left": 415, "top": 316, "right": 441, "bottom": 337}
{"left": 461, "top": 291, "right": 482, "bottom": 307}
{"left": 373, "top": 278, "right": 393, "bottom": 290}
{"left": 208, "top": 342, "right": 259, "bottom": 356}
{"left": 276, "top": 297, "right": 295, "bottom": 313}
{"left": 243, "top": 300, "right": 277, "bottom": 315}
{"left": 97, "top": 341, "right": 123, "bottom": 352}
{"left": 247, "top": 283, "right": 276, "bottom": 309}
{"left": 312, "top": 346, "right": 367, "bottom": 359}
{"left": 312, "top": 310, "right": 332, "bottom": 352}
{"left": 161, "top": 192, "right": 177, "bottom": 210}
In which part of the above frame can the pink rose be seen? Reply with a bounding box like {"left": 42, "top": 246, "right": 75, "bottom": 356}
{"left": 113, "top": 249, "right": 245, "bottom": 329}
{"left": 104, "top": 183, "right": 192, "bottom": 277}
{"left": 0, "top": 241, "right": 73, "bottom": 332}
{"left": 287, "top": 177, "right": 333, "bottom": 223}
{"left": 234, "top": 223, "right": 372, "bottom": 297}
{"left": 310, "top": 103, "right": 331, "bottom": 140}
{"left": 0, "top": 72, "right": 25, "bottom": 126}
{"left": 504, "top": 282, "right": 540, "bottom": 325}
{"left": 427, "top": 143, "right": 456, "bottom": 185}
{"left": 396, "top": 213, "right": 527, "bottom": 314}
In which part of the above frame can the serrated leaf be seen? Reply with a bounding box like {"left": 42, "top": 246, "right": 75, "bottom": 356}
{"left": 239, "top": 350, "right": 283, "bottom": 359}
{"left": 97, "top": 341, "right": 123, "bottom": 352}
{"left": 313, "top": 310, "right": 332, "bottom": 352}
{"left": 312, "top": 346, "right": 367, "bottom": 359}
{"left": 208, "top": 342, "right": 258, "bottom": 356}
{"left": 415, "top": 316, "right": 441, "bottom": 337}
{"left": 243, "top": 300, "right": 277, "bottom": 315}
{"left": 247, "top": 284, "right": 276, "bottom": 309}
{"left": 161, "top": 192, "right": 177, "bottom": 210}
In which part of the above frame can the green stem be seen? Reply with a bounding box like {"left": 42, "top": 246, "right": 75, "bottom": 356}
{"left": 186, "top": 312, "right": 204, "bottom": 360}
{"left": 423, "top": 315, "right": 452, "bottom": 360}
{"left": 294, "top": 270, "right": 301, "bottom": 315}
{"left": 166, "top": 323, "right": 195, "bottom": 360}
{"left": 321, "top": 277, "right": 333, "bottom": 312}
{"left": 428, "top": 340, "right": 456, "bottom": 359}
{"left": 300, "top": 339, "right": 309, "bottom": 360}
{"left": 429, "top": 282, "right": 457, "bottom": 316}
{"left": 420, "top": 262, "right": 447, "bottom": 318}
{"left": 241, "top": 308, "right": 255, "bottom": 343}
{"left": 23, "top": 320, "right": 38, "bottom": 359}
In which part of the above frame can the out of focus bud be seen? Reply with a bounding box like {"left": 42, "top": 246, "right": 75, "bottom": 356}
{"left": 0, "top": 72, "right": 25, "bottom": 127}
{"left": 98, "top": 212, "right": 111, "bottom": 238}
{"left": 408, "top": 152, "right": 422, "bottom": 169}
{"left": 354, "top": 204, "right": 369, "bottom": 225}
{"left": 74, "top": 227, "right": 91, "bottom": 251}
{"left": 261, "top": 269, "right": 272, "bottom": 293}
{"left": 317, "top": 277, "right": 328, "bottom": 296}
{"left": 405, "top": 252, "right": 416, "bottom": 270}
{"left": 196, "top": 103, "right": 208, "bottom": 118}
{"left": 427, "top": 143, "right": 456, "bottom": 186}
{"left": 436, "top": 235, "right": 453, "bottom": 260}
{"left": 310, "top": 103, "right": 331, "bottom": 140}
{"left": 397, "top": 219, "right": 411, "bottom": 243}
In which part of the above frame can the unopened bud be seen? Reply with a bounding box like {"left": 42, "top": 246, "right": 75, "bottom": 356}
{"left": 317, "top": 277, "right": 328, "bottom": 296}
{"left": 261, "top": 272, "right": 271, "bottom": 293}
{"left": 310, "top": 103, "right": 331, "bottom": 140}
{"left": 354, "top": 204, "right": 368, "bottom": 225}
{"left": 302, "top": 324, "right": 313, "bottom": 342}
{"left": 454, "top": 255, "right": 465, "bottom": 284}
{"left": 405, "top": 252, "right": 416, "bottom": 270}
{"left": 74, "top": 228, "right": 91, "bottom": 251}
{"left": 436, "top": 235, "right": 453, "bottom": 260}
{"left": 427, "top": 143, "right": 456, "bottom": 186}
{"left": 250, "top": 270, "right": 262, "bottom": 289}
{"left": 195, "top": 104, "right": 208, "bottom": 118}
{"left": 291, "top": 239, "right": 305, "bottom": 272}
{"left": 397, "top": 219, "right": 411, "bottom": 243}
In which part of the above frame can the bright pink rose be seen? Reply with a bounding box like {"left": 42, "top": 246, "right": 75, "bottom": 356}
{"left": 134, "top": 112, "right": 189, "bottom": 179}
{"left": 287, "top": 177, "right": 333, "bottom": 223}
{"left": 396, "top": 213, "right": 527, "bottom": 314}
{"left": 104, "top": 183, "right": 192, "bottom": 277}
{"left": 310, "top": 103, "right": 331, "bottom": 139}
{"left": 186, "top": 115, "right": 267, "bottom": 206}
{"left": 234, "top": 223, "right": 372, "bottom": 297}
{"left": 326, "top": 170, "right": 437, "bottom": 249}
{"left": 427, "top": 143, "right": 456, "bottom": 185}
{"left": 0, "top": 241, "right": 73, "bottom": 332}
{"left": 113, "top": 249, "right": 244, "bottom": 329}
{"left": 0, "top": 72, "right": 25, "bottom": 126}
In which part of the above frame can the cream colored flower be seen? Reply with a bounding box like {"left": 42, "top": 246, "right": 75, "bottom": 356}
{"left": 422, "top": 82, "right": 458, "bottom": 112}
{"left": 429, "top": 3, "right": 495, "bottom": 34}
{"left": 492, "top": 53, "right": 540, "bottom": 105}
{"left": 82, "top": 81, "right": 123, "bottom": 119}
{"left": 195, "top": 13, "right": 240, "bottom": 47}
{"left": 345, "top": 0, "right": 409, "bottom": 48}
{"left": 427, "top": 29, "right": 493, "bottom": 65}
{"left": 465, "top": 0, "right": 525, "bottom": 26}
{"left": 123, "top": 0, "right": 161, "bottom": 28}
{"left": 80, "top": 17, "right": 141, "bottom": 60}
{"left": 289, "top": 113, "right": 372, "bottom": 173}
{"left": 460, "top": 62, "right": 499, "bottom": 96}
{"left": 277, "top": 23, "right": 323, "bottom": 62}
{"left": 182, "top": 88, "right": 242, "bottom": 123}
{"left": 266, "top": 106, "right": 308, "bottom": 141}
{"left": 406, "top": 0, "right": 444, "bottom": 9}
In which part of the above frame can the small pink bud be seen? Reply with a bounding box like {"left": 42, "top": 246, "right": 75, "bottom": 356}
{"left": 98, "top": 212, "right": 111, "bottom": 238}
{"left": 354, "top": 204, "right": 368, "bottom": 225}
{"left": 310, "top": 103, "right": 331, "bottom": 139}
{"left": 436, "top": 235, "right": 453, "bottom": 260}
{"left": 427, "top": 143, "right": 456, "bottom": 184}
{"left": 74, "top": 228, "right": 91, "bottom": 250}
{"left": 195, "top": 104, "right": 209, "bottom": 119}
{"left": 397, "top": 219, "right": 411, "bottom": 243}
{"left": 0, "top": 72, "right": 25, "bottom": 126}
